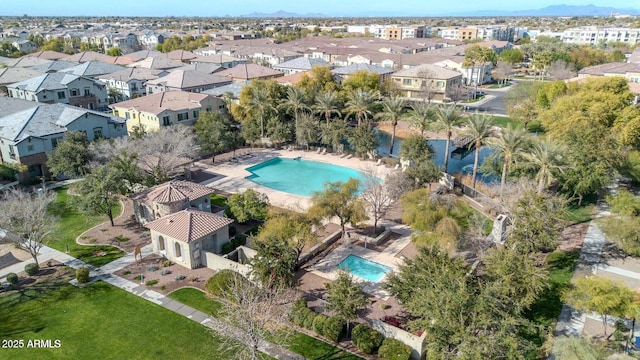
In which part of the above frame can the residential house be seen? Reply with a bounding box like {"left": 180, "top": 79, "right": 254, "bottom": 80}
{"left": 190, "top": 54, "right": 246, "bottom": 69}
{"left": 331, "top": 63, "right": 395, "bottom": 84}
{"left": 578, "top": 62, "right": 640, "bottom": 103}
{"left": 138, "top": 32, "right": 166, "bottom": 49}
{"left": 145, "top": 209, "right": 234, "bottom": 269}
{"left": 110, "top": 90, "right": 224, "bottom": 133}
{"left": 272, "top": 57, "right": 331, "bottom": 75}
{"left": 7, "top": 72, "right": 109, "bottom": 110}
{"left": 215, "top": 63, "right": 284, "bottom": 82}
{"left": 0, "top": 67, "right": 43, "bottom": 94}
{"left": 25, "top": 51, "right": 68, "bottom": 60}
{"left": 0, "top": 102, "right": 126, "bottom": 180}
{"left": 145, "top": 70, "right": 231, "bottom": 94}
{"left": 62, "top": 51, "right": 113, "bottom": 63}
{"left": 11, "top": 40, "right": 38, "bottom": 54}
{"left": 29, "top": 60, "right": 82, "bottom": 73}
{"left": 390, "top": 64, "right": 463, "bottom": 100}
{"left": 1, "top": 56, "right": 53, "bottom": 68}
{"left": 130, "top": 180, "right": 215, "bottom": 224}
{"left": 127, "top": 57, "right": 185, "bottom": 70}
{"left": 98, "top": 67, "right": 166, "bottom": 101}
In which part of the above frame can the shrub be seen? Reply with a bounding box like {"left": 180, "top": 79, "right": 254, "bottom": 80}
{"left": 162, "top": 260, "right": 172, "bottom": 267}
{"left": 293, "top": 307, "right": 314, "bottom": 327}
{"left": 380, "top": 303, "right": 390, "bottom": 310}
{"left": 145, "top": 280, "right": 158, "bottom": 286}
{"left": 174, "top": 275, "right": 186, "bottom": 281}
{"left": 135, "top": 274, "right": 145, "bottom": 281}
{"left": 288, "top": 299, "right": 307, "bottom": 322}
{"left": 323, "top": 316, "right": 345, "bottom": 343}
{"left": 24, "top": 263, "right": 39, "bottom": 276}
{"left": 76, "top": 267, "right": 90, "bottom": 284}
{"left": 160, "top": 269, "right": 171, "bottom": 276}
{"left": 351, "top": 324, "right": 384, "bottom": 354}
{"left": 221, "top": 242, "right": 235, "bottom": 255}
{"left": 303, "top": 309, "right": 317, "bottom": 330}
{"left": 312, "top": 314, "right": 328, "bottom": 336}
{"left": 160, "top": 285, "right": 167, "bottom": 291}
{"left": 147, "top": 265, "right": 159, "bottom": 272}
{"left": 205, "top": 270, "right": 237, "bottom": 298}
{"left": 6, "top": 273, "right": 18, "bottom": 285}
{"left": 378, "top": 338, "right": 412, "bottom": 360}
{"left": 122, "top": 270, "right": 131, "bottom": 275}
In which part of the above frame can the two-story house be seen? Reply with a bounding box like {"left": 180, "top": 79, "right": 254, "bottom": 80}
{"left": 110, "top": 90, "right": 224, "bottom": 134}
{"left": 215, "top": 63, "right": 284, "bottom": 83}
{"left": 59, "top": 61, "right": 125, "bottom": 79}
{"left": 130, "top": 180, "right": 215, "bottom": 224}
{"left": 272, "top": 57, "right": 332, "bottom": 76}
{"left": 390, "top": 64, "right": 463, "bottom": 100}
{"left": 0, "top": 102, "right": 127, "bottom": 180}
{"left": 145, "top": 70, "right": 231, "bottom": 94}
{"left": 98, "top": 67, "right": 167, "bottom": 101}
{"left": 7, "top": 72, "right": 109, "bottom": 110}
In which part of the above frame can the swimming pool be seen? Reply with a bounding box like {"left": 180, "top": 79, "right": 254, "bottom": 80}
{"left": 245, "top": 157, "right": 367, "bottom": 197}
{"left": 337, "top": 255, "right": 391, "bottom": 282}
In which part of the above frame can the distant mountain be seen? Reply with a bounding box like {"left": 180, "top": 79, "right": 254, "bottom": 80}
{"left": 451, "top": 4, "right": 640, "bottom": 17}
{"left": 241, "top": 10, "right": 326, "bottom": 18}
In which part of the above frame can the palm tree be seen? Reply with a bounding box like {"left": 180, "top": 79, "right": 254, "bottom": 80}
{"left": 486, "top": 126, "right": 529, "bottom": 194}
{"left": 432, "top": 105, "right": 462, "bottom": 173}
{"left": 461, "top": 112, "right": 495, "bottom": 189}
{"left": 279, "top": 87, "right": 309, "bottom": 130}
{"left": 313, "top": 90, "right": 342, "bottom": 125}
{"left": 320, "top": 119, "right": 348, "bottom": 152}
{"left": 344, "top": 89, "right": 377, "bottom": 126}
{"left": 375, "top": 96, "right": 406, "bottom": 157}
{"left": 247, "top": 87, "right": 274, "bottom": 138}
{"left": 521, "top": 137, "right": 568, "bottom": 194}
{"left": 407, "top": 102, "right": 436, "bottom": 136}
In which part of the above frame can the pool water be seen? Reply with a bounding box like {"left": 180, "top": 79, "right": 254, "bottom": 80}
{"left": 337, "top": 255, "right": 391, "bottom": 282}
{"left": 245, "top": 157, "right": 367, "bottom": 197}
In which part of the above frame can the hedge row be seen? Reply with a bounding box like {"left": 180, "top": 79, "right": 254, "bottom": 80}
{"left": 351, "top": 324, "right": 383, "bottom": 354}
{"left": 289, "top": 301, "right": 345, "bottom": 343}
{"left": 378, "top": 338, "right": 412, "bottom": 360}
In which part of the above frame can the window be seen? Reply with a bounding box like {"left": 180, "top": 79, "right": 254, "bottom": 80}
{"left": 174, "top": 242, "right": 182, "bottom": 258}
{"left": 51, "top": 137, "right": 64, "bottom": 149}
{"left": 162, "top": 116, "right": 170, "bottom": 126}
{"left": 8, "top": 144, "right": 16, "bottom": 159}
{"left": 437, "top": 81, "right": 445, "bottom": 88}
{"left": 402, "top": 79, "right": 412, "bottom": 85}
{"left": 158, "top": 236, "right": 165, "bottom": 251}
{"left": 57, "top": 91, "right": 66, "bottom": 99}
{"left": 193, "top": 110, "right": 199, "bottom": 119}
{"left": 27, "top": 145, "right": 34, "bottom": 151}
{"left": 84, "top": 88, "right": 90, "bottom": 96}
{"left": 93, "top": 127, "right": 103, "bottom": 139}
{"left": 177, "top": 112, "right": 189, "bottom": 121}
{"left": 125, "top": 112, "right": 131, "bottom": 120}
{"left": 70, "top": 89, "right": 79, "bottom": 96}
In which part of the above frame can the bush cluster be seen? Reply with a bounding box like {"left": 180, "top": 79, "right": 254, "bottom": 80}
{"left": 378, "top": 338, "right": 412, "bottom": 360}
{"left": 312, "top": 314, "right": 328, "bottom": 336}
{"left": 174, "top": 275, "right": 186, "bottom": 281}
{"left": 322, "top": 316, "right": 345, "bottom": 343}
{"left": 76, "top": 267, "right": 90, "bottom": 284}
{"left": 146, "top": 265, "right": 159, "bottom": 272}
{"left": 24, "top": 263, "right": 39, "bottom": 276}
{"left": 6, "top": 273, "right": 18, "bottom": 285}
{"left": 288, "top": 301, "right": 344, "bottom": 343}
{"left": 160, "top": 269, "right": 171, "bottom": 276}
{"left": 351, "top": 324, "right": 384, "bottom": 354}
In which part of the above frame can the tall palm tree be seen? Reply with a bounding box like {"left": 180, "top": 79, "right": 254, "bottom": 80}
{"left": 247, "top": 87, "right": 274, "bottom": 138}
{"left": 521, "top": 137, "right": 568, "bottom": 194}
{"left": 461, "top": 112, "right": 495, "bottom": 189}
{"left": 486, "top": 126, "right": 529, "bottom": 194}
{"left": 345, "top": 89, "right": 377, "bottom": 126}
{"left": 279, "top": 86, "right": 309, "bottom": 130}
{"left": 313, "top": 90, "right": 342, "bottom": 125}
{"left": 407, "top": 102, "right": 436, "bottom": 136}
{"left": 375, "top": 96, "right": 406, "bottom": 157}
{"left": 432, "top": 105, "right": 462, "bottom": 173}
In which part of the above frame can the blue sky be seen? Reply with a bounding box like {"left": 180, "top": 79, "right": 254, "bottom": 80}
{"left": 2, "top": 0, "right": 640, "bottom": 17}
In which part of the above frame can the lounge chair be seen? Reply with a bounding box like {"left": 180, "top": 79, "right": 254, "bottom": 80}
{"left": 321, "top": 148, "right": 327, "bottom": 155}
{"left": 346, "top": 154, "right": 353, "bottom": 159}
{"left": 339, "top": 153, "right": 347, "bottom": 158}
{"left": 316, "top": 147, "right": 322, "bottom": 154}
{"left": 376, "top": 159, "right": 382, "bottom": 166}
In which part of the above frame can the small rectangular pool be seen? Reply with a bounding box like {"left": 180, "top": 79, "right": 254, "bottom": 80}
{"left": 337, "top": 255, "right": 391, "bottom": 282}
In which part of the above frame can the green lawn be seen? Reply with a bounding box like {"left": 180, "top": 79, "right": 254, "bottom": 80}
{"left": 0, "top": 281, "right": 240, "bottom": 359}
{"left": 210, "top": 193, "right": 228, "bottom": 208}
{"left": 47, "top": 186, "right": 125, "bottom": 267}
{"left": 525, "top": 251, "right": 580, "bottom": 347}
{"left": 169, "top": 288, "right": 362, "bottom": 359}
{"left": 491, "top": 116, "right": 522, "bottom": 129}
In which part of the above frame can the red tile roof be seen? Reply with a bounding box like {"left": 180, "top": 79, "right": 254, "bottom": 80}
{"left": 131, "top": 180, "right": 214, "bottom": 205}
{"left": 144, "top": 209, "right": 233, "bottom": 243}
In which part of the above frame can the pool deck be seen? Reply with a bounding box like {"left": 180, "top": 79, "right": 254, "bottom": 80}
{"left": 308, "top": 221, "right": 413, "bottom": 300}
{"left": 197, "top": 148, "right": 394, "bottom": 212}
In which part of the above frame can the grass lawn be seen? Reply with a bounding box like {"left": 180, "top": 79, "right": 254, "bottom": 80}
{"left": 492, "top": 116, "right": 522, "bottom": 129}
{"left": 489, "top": 82, "right": 512, "bottom": 89}
{"left": 169, "top": 288, "right": 362, "bottom": 359}
{"left": 0, "top": 281, "right": 243, "bottom": 359}
{"left": 524, "top": 250, "right": 580, "bottom": 348}
{"left": 210, "top": 193, "right": 228, "bottom": 208}
{"left": 47, "top": 186, "right": 125, "bottom": 267}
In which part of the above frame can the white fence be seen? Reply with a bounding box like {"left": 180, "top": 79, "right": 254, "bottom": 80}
{"left": 203, "top": 251, "right": 252, "bottom": 278}
{"left": 372, "top": 319, "right": 427, "bottom": 360}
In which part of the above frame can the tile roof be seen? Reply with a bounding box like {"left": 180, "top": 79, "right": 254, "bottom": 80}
{"left": 0, "top": 96, "right": 42, "bottom": 116}
{"left": 191, "top": 54, "right": 241, "bottom": 64}
{"left": 127, "top": 50, "right": 165, "bottom": 59}
{"left": 1, "top": 57, "right": 53, "bottom": 68}
{"left": 127, "top": 57, "right": 185, "bottom": 70}
{"left": 144, "top": 208, "right": 233, "bottom": 243}
{"left": 176, "top": 63, "right": 224, "bottom": 74}
{"left": 131, "top": 180, "right": 214, "bottom": 204}
{"left": 274, "top": 71, "right": 311, "bottom": 85}
{"left": 578, "top": 62, "right": 640, "bottom": 76}
{"left": 215, "top": 63, "right": 284, "bottom": 80}
{"left": 332, "top": 63, "right": 395, "bottom": 76}
{"left": 59, "top": 61, "right": 125, "bottom": 77}
{"left": 273, "top": 57, "right": 330, "bottom": 71}
{"left": 62, "top": 51, "right": 112, "bottom": 63}
{"left": 0, "top": 67, "right": 44, "bottom": 85}
{"left": 9, "top": 72, "right": 89, "bottom": 92}
{"left": 25, "top": 51, "right": 68, "bottom": 60}
{"left": 392, "top": 64, "right": 462, "bottom": 80}
{"left": 99, "top": 67, "right": 165, "bottom": 82}
{"left": 202, "top": 80, "right": 249, "bottom": 98}
{"left": 145, "top": 69, "right": 230, "bottom": 89}
{"left": 166, "top": 50, "right": 198, "bottom": 61}
{"left": 110, "top": 91, "right": 213, "bottom": 115}
{"left": 0, "top": 103, "right": 125, "bottom": 143}
{"left": 29, "top": 60, "right": 81, "bottom": 73}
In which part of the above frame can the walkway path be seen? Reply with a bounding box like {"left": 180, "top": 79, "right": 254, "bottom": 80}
{"left": 1, "top": 244, "right": 304, "bottom": 360}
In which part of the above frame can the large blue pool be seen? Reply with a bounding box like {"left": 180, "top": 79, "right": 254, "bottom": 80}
{"left": 245, "top": 157, "right": 367, "bottom": 197}
{"left": 337, "top": 255, "right": 391, "bottom": 282}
